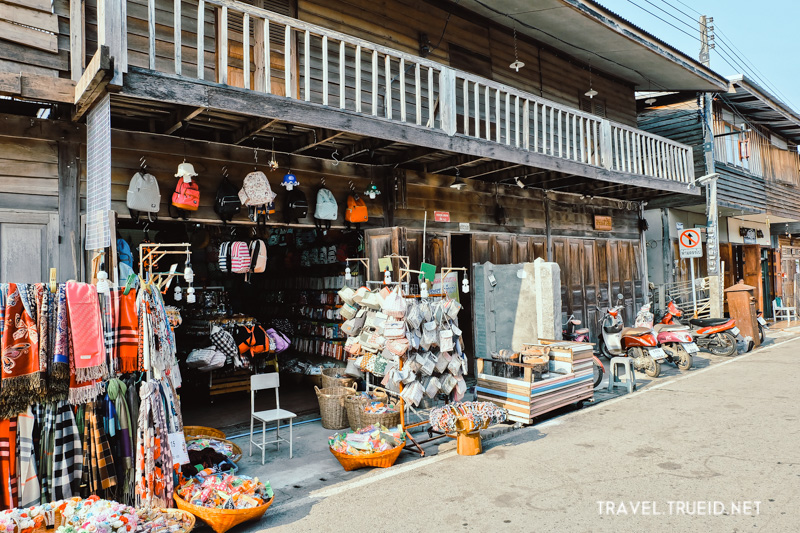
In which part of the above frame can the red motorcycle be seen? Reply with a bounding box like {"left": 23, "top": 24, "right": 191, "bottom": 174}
{"left": 658, "top": 300, "right": 738, "bottom": 357}
{"left": 563, "top": 314, "right": 605, "bottom": 388}
{"left": 637, "top": 304, "right": 695, "bottom": 370}
{"left": 596, "top": 301, "right": 664, "bottom": 378}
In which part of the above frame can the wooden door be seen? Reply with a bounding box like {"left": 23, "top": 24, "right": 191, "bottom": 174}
{"left": 743, "top": 245, "right": 762, "bottom": 312}
{"left": 364, "top": 227, "right": 406, "bottom": 281}
{"left": 719, "top": 242, "right": 734, "bottom": 289}
{"left": 0, "top": 210, "right": 58, "bottom": 283}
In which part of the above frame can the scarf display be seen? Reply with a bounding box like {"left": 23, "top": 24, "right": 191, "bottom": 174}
{"left": 117, "top": 291, "right": 139, "bottom": 374}
{"left": 16, "top": 407, "right": 39, "bottom": 507}
{"left": 52, "top": 401, "right": 83, "bottom": 500}
{"left": 65, "top": 282, "right": 107, "bottom": 383}
{"left": 107, "top": 379, "right": 133, "bottom": 505}
{"left": 1, "top": 284, "right": 43, "bottom": 418}
{"left": 135, "top": 380, "right": 174, "bottom": 509}
{"left": 0, "top": 418, "right": 18, "bottom": 509}
{"left": 82, "top": 402, "right": 117, "bottom": 495}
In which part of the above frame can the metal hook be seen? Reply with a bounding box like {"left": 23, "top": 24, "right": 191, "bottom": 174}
{"left": 139, "top": 156, "right": 147, "bottom": 171}
{"left": 349, "top": 180, "right": 355, "bottom": 191}
{"left": 321, "top": 176, "right": 326, "bottom": 186}
{"left": 253, "top": 145, "right": 258, "bottom": 169}
{"left": 222, "top": 165, "right": 229, "bottom": 178}
{"left": 231, "top": 226, "right": 236, "bottom": 236}
{"left": 332, "top": 143, "right": 340, "bottom": 166}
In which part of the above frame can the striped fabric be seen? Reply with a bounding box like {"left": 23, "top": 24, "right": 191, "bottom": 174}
{"left": 17, "top": 407, "right": 40, "bottom": 507}
{"left": 117, "top": 290, "right": 139, "bottom": 373}
{"left": 0, "top": 417, "right": 18, "bottom": 509}
{"left": 52, "top": 401, "right": 83, "bottom": 499}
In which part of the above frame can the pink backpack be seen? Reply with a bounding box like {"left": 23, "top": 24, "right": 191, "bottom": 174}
{"left": 249, "top": 239, "right": 267, "bottom": 274}
{"left": 230, "top": 241, "right": 251, "bottom": 274}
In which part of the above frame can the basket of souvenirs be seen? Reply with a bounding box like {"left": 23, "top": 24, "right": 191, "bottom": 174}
{"left": 315, "top": 384, "right": 357, "bottom": 430}
{"left": 359, "top": 400, "right": 401, "bottom": 429}
{"left": 185, "top": 436, "right": 243, "bottom": 463}
{"left": 183, "top": 426, "right": 226, "bottom": 440}
{"left": 329, "top": 424, "right": 405, "bottom": 471}
{"left": 321, "top": 367, "right": 357, "bottom": 389}
{"left": 55, "top": 496, "right": 138, "bottom": 533}
{"left": 1, "top": 500, "right": 64, "bottom": 533}
{"left": 344, "top": 389, "right": 389, "bottom": 430}
{"left": 174, "top": 473, "right": 273, "bottom": 533}
{"left": 135, "top": 508, "right": 195, "bottom": 533}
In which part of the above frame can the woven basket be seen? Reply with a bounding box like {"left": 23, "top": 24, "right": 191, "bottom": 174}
{"left": 186, "top": 436, "right": 243, "bottom": 463}
{"left": 359, "top": 408, "right": 401, "bottom": 429}
{"left": 321, "top": 367, "right": 356, "bottom": 389}
{"left": 184, "top": 426, "right": 226, "bottom": 439}
{"left": 344, "top": 390, "right": 389, "bottom": 431}
{"left": 330, "top": 444, "right": 403, "bottom": 471}
{"left": 315, "top": 384, "right": 357, "bottom": 430}
{"left": 173, "top": 494, "right": 273, "bottom": 533}
{"left": 136, "top": 508, "right": 195, "bottom": 533}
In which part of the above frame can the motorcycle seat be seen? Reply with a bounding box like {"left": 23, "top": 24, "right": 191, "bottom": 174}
{"left": 621, "top": 327, "right": 651, "bottom": 336}
{"left": 575, "top": 328, "right": 590, "bottom": 334}
{"left": 689, "top": 318, "right": 730, "bottom": 327}
{"left": 653, "top": 323, "right": 690, "bottom": 333}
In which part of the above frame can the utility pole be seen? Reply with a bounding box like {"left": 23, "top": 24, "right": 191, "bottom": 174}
{"left": 700, "top": 15, "right": 723, "bottom": 317}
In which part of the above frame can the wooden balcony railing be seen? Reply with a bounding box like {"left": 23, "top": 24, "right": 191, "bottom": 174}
{"left": 79, "top": 0, "right": 695, "bottom": 184}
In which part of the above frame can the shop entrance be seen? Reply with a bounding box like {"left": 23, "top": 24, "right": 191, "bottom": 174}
{"left": 761, "top": 248, "right": 774, "bottom": 318}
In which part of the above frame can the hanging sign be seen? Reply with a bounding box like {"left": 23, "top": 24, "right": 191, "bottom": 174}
{"left": 594, "top": 215, "right": 612, "bottom": 231}
{"left": 434, "top": 211, "right": 450, "bottom": 222}
{"left": 459, "top": 222, "right": 470, "bottom": 232}
{"left": 679, "top": 229, "right": 703, "bottom": 258}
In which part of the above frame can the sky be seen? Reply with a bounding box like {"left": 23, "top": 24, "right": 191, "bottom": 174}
{"left": 597, "top": 0, "right": 800, "bottom": 111}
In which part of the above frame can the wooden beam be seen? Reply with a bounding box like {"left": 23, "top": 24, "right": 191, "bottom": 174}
{"left": 232, "top": 117, "right": 280, "bottom": 145}
{"left": 58, "top": 141, "right": 81, "bottom": 281}
{"left": 119, "top": 68, "right": 702, "bottom": 198}
{"left": 341, "top": 138, "right": 396, "bottom": 161}
{"left": 0, "top": 113, "right": 84, "bottom": 141}
{"left": 463, "top": 162, "right": 525, "bottom": 179}
{"left": 0, "top": 72, "right": 75, "bottom": 103}
{"left": 163, "top": 106, "right": 206, "bottom": 135}
{"left": 376, "top": 146, "right": 438, "bottom": 166}
{"left": 426, "top": 155, "right": 489, "bottom": 174}
{"left": 73, "top": 45, "right": 112, "bottom": 120}
{"left": 291, "top": 128, "right": 345, "bottom": 154}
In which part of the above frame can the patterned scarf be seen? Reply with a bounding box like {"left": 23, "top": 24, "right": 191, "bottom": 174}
{"left": 117, "top": 290, "right": 139, "bottom": 374}
{"left": 16, "top": 407, "right": 40, "bottom": 507}
{"left": 32, "top": 403, "right": 55, "bottom": 503}
{"left": 99, "top": 291, "right": 119, "bottom": 375}
{"left": 83, "top": 402, "right": 117, "bottom": 494}
{"left": 52, "top": 401, "right": 83, "bottom": 500}
{"left": 65, "top": 282, "right": 107, "bottom": 383}
{"left": 1, "top": 283, "right": 42, "bottom": 419}
{"left": 107, "top": 379, "right": 133, "bottom": 504}
{"left": 0, "top": 417, "right": 18, "bottom": 509}
{"left": 134, "top": 381, "right": 173, "bottom": 508}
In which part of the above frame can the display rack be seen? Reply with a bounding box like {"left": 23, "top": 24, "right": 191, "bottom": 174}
{"left": 138, "top": 242, "right": 191, "bottom": 291}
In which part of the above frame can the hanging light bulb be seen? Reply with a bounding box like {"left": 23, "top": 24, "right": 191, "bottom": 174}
{"left": 184, "top": 252, "right": 194, "bottom": 283}
{"left": 420, "top": 281, "right": 429, "bottom": 299}
{"left": 585, "top": 61, "right": 598, "bottom": 99}
{"left": 281, "top": 171, "right": 299, "bottom": 190}
{"left": 174, "top": 285, "right": 183, "bottom": 301}
{"left": 345, "top": 265, "right": 352, "bottom": 281}
{"left": 509, "top": 24, "right": 525, "bottom": 72}
{"left": 461, "top": 277, "right": 470, "bottom": 294}
{"left": 95, "top": 270, "right": 110, "bottom": 295}
{"left": 365, "top": 182, "right": 381, "bottom": 200}
{"left": 384, "top": 269, "right": 392, "bottom": 285}
{"left": 186, "top": 286, "right": 196, "bottom": 304}
{"left": 268, "top": 137, "right": 279, "bottom": 171}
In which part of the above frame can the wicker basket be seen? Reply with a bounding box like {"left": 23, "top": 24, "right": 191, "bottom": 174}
{"left": 359, "top": 408, "right": 402, "bottom": 429}
{"left": 186, "top": 436, "right": 243, "bottom": 463}
{"left": 136, "top": 508, "right": 195, "bottom": 533}
{"left": 345, "top": 390, "right": 390, "bottom": 430}
{"left": 329, "top": 444, "right": 403, "bottom": 471}
{"left": 184, "top": 426, "right": 226, "bottom": 439}
{"left": 173, "top": 495, "right": 273, "bottom": 533}
{"left": 315, "top": 384, "right": 357, "bottom": 430}
{"left": 321, "top": 367, "right": 356, "bottom": 389}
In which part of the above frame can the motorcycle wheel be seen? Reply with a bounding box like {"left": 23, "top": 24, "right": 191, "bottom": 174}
{"left": 758, "top": 324, "right": 765, "bottom": 344}
{"left": 676, "top": 345, "right": 693, "bottom": 371}
{"left": 644, "top": 357, "right": 661, "bottom": 378}
{"left": 593, "top": 360, "right": 604, "bottom": 388}
{"left": 708, "top": 331, "right": 737, "bottom": 357}
{"left": 599, "top": 340, "right": 615, "bottom": 360}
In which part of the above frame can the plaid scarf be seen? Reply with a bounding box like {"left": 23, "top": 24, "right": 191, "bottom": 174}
{"left": 82, "top": 402, "right": 117, "bottom": 494}
{"left": 52, "top": 401, "right": 83, "bottom": 500}
{"left": 16, "top": 407, "right": 40, "bottom": 507}
{"left": 1, "top": 283, "right": 43, "bottom": 418}
{"left": 0, "top": 417, "right": 18, "bottom": 509}
{"left": 99, "top": 291, "right": 119, "bottom": 375}
{"left": 135, "top": 381, "right": 173, "bottom": 508}
{"left": 32, "top": 403, "right": 54, "bottom": 503}
{"left": 106, "top": 379, "right": 133, "bottom": 504}
{"left": 117, "top": 290, "right": 139, "bottom": 374}
{"left": 65, "top": 282, "right": 107, "bottom": 383}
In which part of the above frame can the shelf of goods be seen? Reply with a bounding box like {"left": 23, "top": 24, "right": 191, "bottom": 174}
{"left": 476, "top": 341, "right": 594, "bottom": 424}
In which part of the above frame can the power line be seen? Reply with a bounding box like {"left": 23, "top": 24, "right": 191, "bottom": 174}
{"left": 622, "top": 0, "right": 701, "bottom": 43}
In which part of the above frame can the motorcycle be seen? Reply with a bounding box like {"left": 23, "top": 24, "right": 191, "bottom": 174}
{"left": 658, "top": 300, "right": 739, "bottom": 357}
{"left": 563, "top": 314, "right": 605, "bottom": 388}
{"left": 596, "top": 296, "right": 665, "bottom": 378}
{"left": 638, "top": 304, "right": 695, "bottom": 370}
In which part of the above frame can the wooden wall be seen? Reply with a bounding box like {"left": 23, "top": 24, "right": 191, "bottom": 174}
{"left": 638, "top": 103, "right": 704, "bottom": 179}
{"left": 0, "top": 0, "right": 69, "bottom": 77}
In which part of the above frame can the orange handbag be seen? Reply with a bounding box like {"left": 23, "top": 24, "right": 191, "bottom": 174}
{"left": 345, "top": 194, "right": 368, "bottom": 223}
{"left": 172, "top": 178, "right": 200, "bottom": 211}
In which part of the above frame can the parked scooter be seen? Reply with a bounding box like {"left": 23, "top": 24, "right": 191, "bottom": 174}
{"left": 563, "top": 314, "right": 606, "bottom": 388}
{"left": 596, "top": 296, "right": 665, "bottom": 378}
{"left": 658, "top": 300, "right": 739, "bottom": 357}
{"left": 756, "top": 310, "right": 768, "bottom": 344}
{"left": 637, "top": 304, "right": 695, "bottom": 370}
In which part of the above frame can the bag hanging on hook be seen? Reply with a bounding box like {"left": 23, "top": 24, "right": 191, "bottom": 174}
{"left": 345, "top": 193, "right": 368, "bottom": 228}
{"left": 127, "top": 170, "right": 161, "bottom": 223}
{"left": 314, "top": 184, "right": 338, "bottom": 235}
{"left": 214, "top": 171, "right": 241, "bottom": 223}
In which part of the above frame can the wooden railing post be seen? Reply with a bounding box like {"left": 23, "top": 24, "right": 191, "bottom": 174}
{"left": 70, "top": 0, "right": 85, "bottom": 81}
{"left": 439, "top": 67, "right": 457, "bottom": 136}
{"left": 97, "top": 0, "right": 126, "bottom": 86}
{"left": 600, "top": 119, "right": 613, "bottom": 170}
{"left": 216, "top": 6, "right": 228, "bottom": 84}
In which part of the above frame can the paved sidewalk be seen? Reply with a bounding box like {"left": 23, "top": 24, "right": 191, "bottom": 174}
{"left": 252, "top": 336, "right": 800, "bottom": 532}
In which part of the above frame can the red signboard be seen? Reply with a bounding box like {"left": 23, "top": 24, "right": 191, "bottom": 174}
{"left": 434, "top": 211, "right": 450, "bottom": 222}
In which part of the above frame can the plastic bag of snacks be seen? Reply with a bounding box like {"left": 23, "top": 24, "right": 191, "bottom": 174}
{"left": 328, "top": 424, "right": 404, "bottom": 456}
{"left": 57, "top": 496, "right": 139, "bottom": 533}
{"left": 177, "top": 474, "right": 273, "bottom": 510}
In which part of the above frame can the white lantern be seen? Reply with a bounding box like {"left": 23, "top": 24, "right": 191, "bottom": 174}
{"left": 96, "top": 270, "right": 110, "bottom": 295}
{"left": 461, "top": 277, "right": 470, "bottom": 294}
{"left": 345, "top": 266, "right": 352, "bottom": 281}
{"left": 186, "top": 286, "right": 196, "bottom": 304}
{"left": 174, "top": 285, "right": 183, "bottom": 301}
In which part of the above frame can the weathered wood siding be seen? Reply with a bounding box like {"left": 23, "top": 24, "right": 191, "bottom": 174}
{"left": 0, "top": 0, "right": 69, "bottom": 77}
{"left": 637, "top": 104, "right": 704, "bottom": 180}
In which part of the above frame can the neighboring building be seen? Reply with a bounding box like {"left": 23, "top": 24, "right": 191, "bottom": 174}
{"left": 639, "top": 75, "right": 800, "bottom": 317}
{"left": 0, "top": 0, "right": 729, "bottom": 345}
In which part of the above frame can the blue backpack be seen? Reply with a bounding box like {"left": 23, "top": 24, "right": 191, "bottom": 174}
{"left": 117, "top": 238, "right": 134, "bottom": 268}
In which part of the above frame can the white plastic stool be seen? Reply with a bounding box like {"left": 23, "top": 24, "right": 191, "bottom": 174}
{"left": 607, "top": 357, "right": 636, "bottom": 394}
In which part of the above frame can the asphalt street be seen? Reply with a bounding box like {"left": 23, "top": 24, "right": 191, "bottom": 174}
{"left": 257, "top": 336, "right": 800, "bottom": 532}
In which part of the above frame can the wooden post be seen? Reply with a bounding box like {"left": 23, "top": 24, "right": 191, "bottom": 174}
{"left": 339, "top": 41, "right": 345, "bottom": 109}
{"left": 197, "top": 0, "right": 205, "bottom": 79}
{"left": 58, "top": 141, "right": 81, "bottom": 281}
{"left": 303, "top": 29, "right": 310, "bottom": 100}
{"left": 70, "top": 0, "right": 85, "bottom": 81}
{"left": 148, "top": 0, "right": 155, "bottom": 69}
{"left": 371, "top": 50, "right": 378, "bottom": 116}
{"left": 355, "top": 45, "right": 361, "bottom": 112}
{"left": 216, "top": 6, "right": 228, "bottom": 84}
{"left": 416, "top": 63, "right": 422, "bottom": 125}
{"left": 544, "top": 194, "right": 552, "bottom": 261}
{"left": 322, "top": 35, "right": 328, "bottom": 105}
{"left": 284, "top": 24, "right": 292, "bottom": 97}
{"left": 253, "top": 17, "right": 266, "bottom": 91}
{"left": 439, "top": 67, "right": 457, "bottom": 136}
{"left": 243, "top": 13, "right": 250, "bottom": 89}
{"left": 384, "top": 55, "right": 392, "bottom": 119}
{"left": 399, "top": 58, "right": 405, "bottom": 122}
{"left": 174, "top": 0, "right": 181, "bottom": 75}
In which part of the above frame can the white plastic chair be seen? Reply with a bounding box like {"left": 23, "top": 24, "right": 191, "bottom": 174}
{"left": 772, "top": 297, "right": 797, "bottom": 322}
{"left": 250, "top": 373, "right": 297, "bottom": 464}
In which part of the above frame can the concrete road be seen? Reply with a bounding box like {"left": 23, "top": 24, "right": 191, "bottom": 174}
{"left": 258, "top": 337, "right": 800, "bottom": 532}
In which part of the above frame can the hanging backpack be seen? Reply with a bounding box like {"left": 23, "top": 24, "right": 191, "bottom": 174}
{"left": 345, "top": 194, "right": 368, "bottom": 227}
{"left": 171, "top": 177, "right": 200, "bottom": 217}
{"left": 126, "top": 172, "right": 161, "bottom": 222}
{"left": 218, "top": 242, "right": 231, "bottom": 273}
{"left": 314, "top": 187, "right": 337, "bottom": 234}
{"left": 230, "top": 241, "right": 251, "bottom": 274}
{"left": 117, "top": 238, "right": 134, "bottom": 268}
{"left": 285, "top": 189, "right": 309, "bottom": 223}
{"left": 238, "top": 171, "right": 275, "bottom": 206}
{"left": 214, "top": 177, "right": 241, "bottom": 223}
{"left": 249, "top": 239, "right": 268, "bottom": 273}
